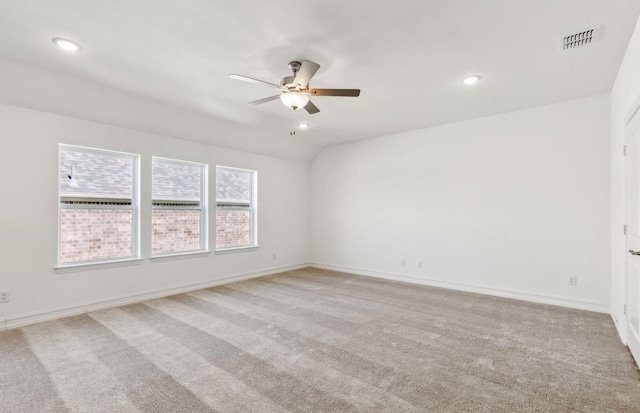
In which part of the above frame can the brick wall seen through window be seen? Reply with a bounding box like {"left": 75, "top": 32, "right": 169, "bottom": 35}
{"left": 152, "top": 158, "right": 207, "bottom": 255}
{"left": 216, "top": 166, "right": 256, "bottom": 249}
{"left": 58, "top": 145, "right": 139, "bottom": 264}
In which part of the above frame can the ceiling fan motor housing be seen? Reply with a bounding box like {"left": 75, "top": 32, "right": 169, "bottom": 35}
{"left": 280, "top": 75, "right": 296, "bottom": 89}
{"left": 281, "top": 61, "right": 303, "bottom": 89}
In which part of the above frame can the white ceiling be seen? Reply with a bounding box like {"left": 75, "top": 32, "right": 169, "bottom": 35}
{"left": 0, "top": 1, "right": 639, "bottom": 162}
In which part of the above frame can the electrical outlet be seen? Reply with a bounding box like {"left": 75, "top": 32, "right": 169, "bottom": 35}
{"left": 401, "top": 259, "right": 406, "bottom": 267}
{"left": 0, "top": 290, "right": 9, "bottom": 303}
{"left": 568, "top": 276, "right": 577, "bottom": 286}
{"left": 418, "top": 260, "right": 423, "bottom": 268}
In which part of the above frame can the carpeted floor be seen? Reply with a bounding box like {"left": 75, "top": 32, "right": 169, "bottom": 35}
{"left": 1, "top": 267, "right": 639, "bottom": 412}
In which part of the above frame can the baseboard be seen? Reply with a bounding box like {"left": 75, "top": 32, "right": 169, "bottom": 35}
{"left": 4, "top": 263, "right": 309, "bottom": 331}
{"left": 311, "top": 263, "right": 610, "bottom": 314}
{"left": 610, "top": 311, "right": 628, "bottom": 345}
{"left": 5, "top": 262, "right": 610, "bottom": 331}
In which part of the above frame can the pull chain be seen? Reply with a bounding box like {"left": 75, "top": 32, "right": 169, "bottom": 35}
{"left": 289, "top": 108, "right": 296, "bottom": 136}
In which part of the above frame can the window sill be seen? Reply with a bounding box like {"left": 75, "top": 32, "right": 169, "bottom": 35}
{"left": 55, "top": 258, "right": 143, "bottom": 274}
{"left": 215, "top": 245, "right": 259, "bottom": 254}
{"left": 150, "top": 250, "right": 211, "bottom": 262}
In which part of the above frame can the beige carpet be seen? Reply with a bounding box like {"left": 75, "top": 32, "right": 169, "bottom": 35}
{"left": 1, "top": 267, "right": 639, "bottom": 412}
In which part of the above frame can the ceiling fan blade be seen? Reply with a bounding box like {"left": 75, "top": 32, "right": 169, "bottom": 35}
{"left": 229, "top": 74, "right": 280, "bottom": 89}
{"left": 309, "top": 88, "right": 360, "bottom": 97}
{"left": 303, "top": 100, "right": 320, "bottom": 114}
{"left": 294, "top": 60, "right": 320, "bottom": 88}
{"left": 248, "top": 95, "right": 281, "bottom": 105}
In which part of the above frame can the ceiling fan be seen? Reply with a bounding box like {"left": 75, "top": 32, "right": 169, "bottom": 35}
{"left": 229, "top": 60, "right": 360, "bottom": 114}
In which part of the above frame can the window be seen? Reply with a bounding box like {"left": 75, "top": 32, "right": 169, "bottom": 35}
{"left": 152, "top": 157, "right": 207, "bottom": 255}
{"left": 58, "top": 145, "right": 140, "bottom": 265}
{"left": 216, "top": 166, "right": 257, "bottom": 250}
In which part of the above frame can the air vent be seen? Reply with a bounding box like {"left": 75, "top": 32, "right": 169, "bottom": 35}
{"left": 561, "top": 27, "right": 600, "bottom": 50}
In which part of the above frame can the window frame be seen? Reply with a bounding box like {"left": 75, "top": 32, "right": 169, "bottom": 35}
{"left": 151, "top": 156, "right": 208, "bottom": 257}
{"left": 215, "top": 165, "right": 258, "bottom": 251}
{"left": 57, "top": 144, "right": 141, "bottom": 268}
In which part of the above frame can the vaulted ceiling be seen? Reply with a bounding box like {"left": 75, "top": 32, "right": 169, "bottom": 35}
{"left": 0, "top": 1, "right": 638, "bottom": 162}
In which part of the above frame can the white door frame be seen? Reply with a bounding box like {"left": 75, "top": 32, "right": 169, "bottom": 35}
{"left": 624, "top": 92, "right": 640, "bottom": 366}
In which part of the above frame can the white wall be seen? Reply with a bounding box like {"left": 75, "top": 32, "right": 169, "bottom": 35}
{"left": 0, "top": 58, "right": 320, "bottom": 163}
{"left": 610, "top": 14, "right": 640, "bottom": 341}
{"left": 311, "top": 95, "right": 611, "bottom": 312}
{"left": 0, "top": 104, "right": 309, "bottom": 328}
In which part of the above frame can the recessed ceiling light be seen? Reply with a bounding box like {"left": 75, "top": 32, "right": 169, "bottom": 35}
{"left": 297, "top": 122, "right": 309, "bottom": 129}
{"left": 52, "top": 38, "right": 82, "bottom": 52}
{"left": 462, "top": 75, "right": 481, "bottom": 85}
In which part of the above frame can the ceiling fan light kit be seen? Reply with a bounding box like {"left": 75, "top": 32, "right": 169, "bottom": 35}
{"left": 280, "top": 92, "right": 309, "bottom": 110}
{"left": 230, "top": 60, "right": 360, "bottom": 115}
